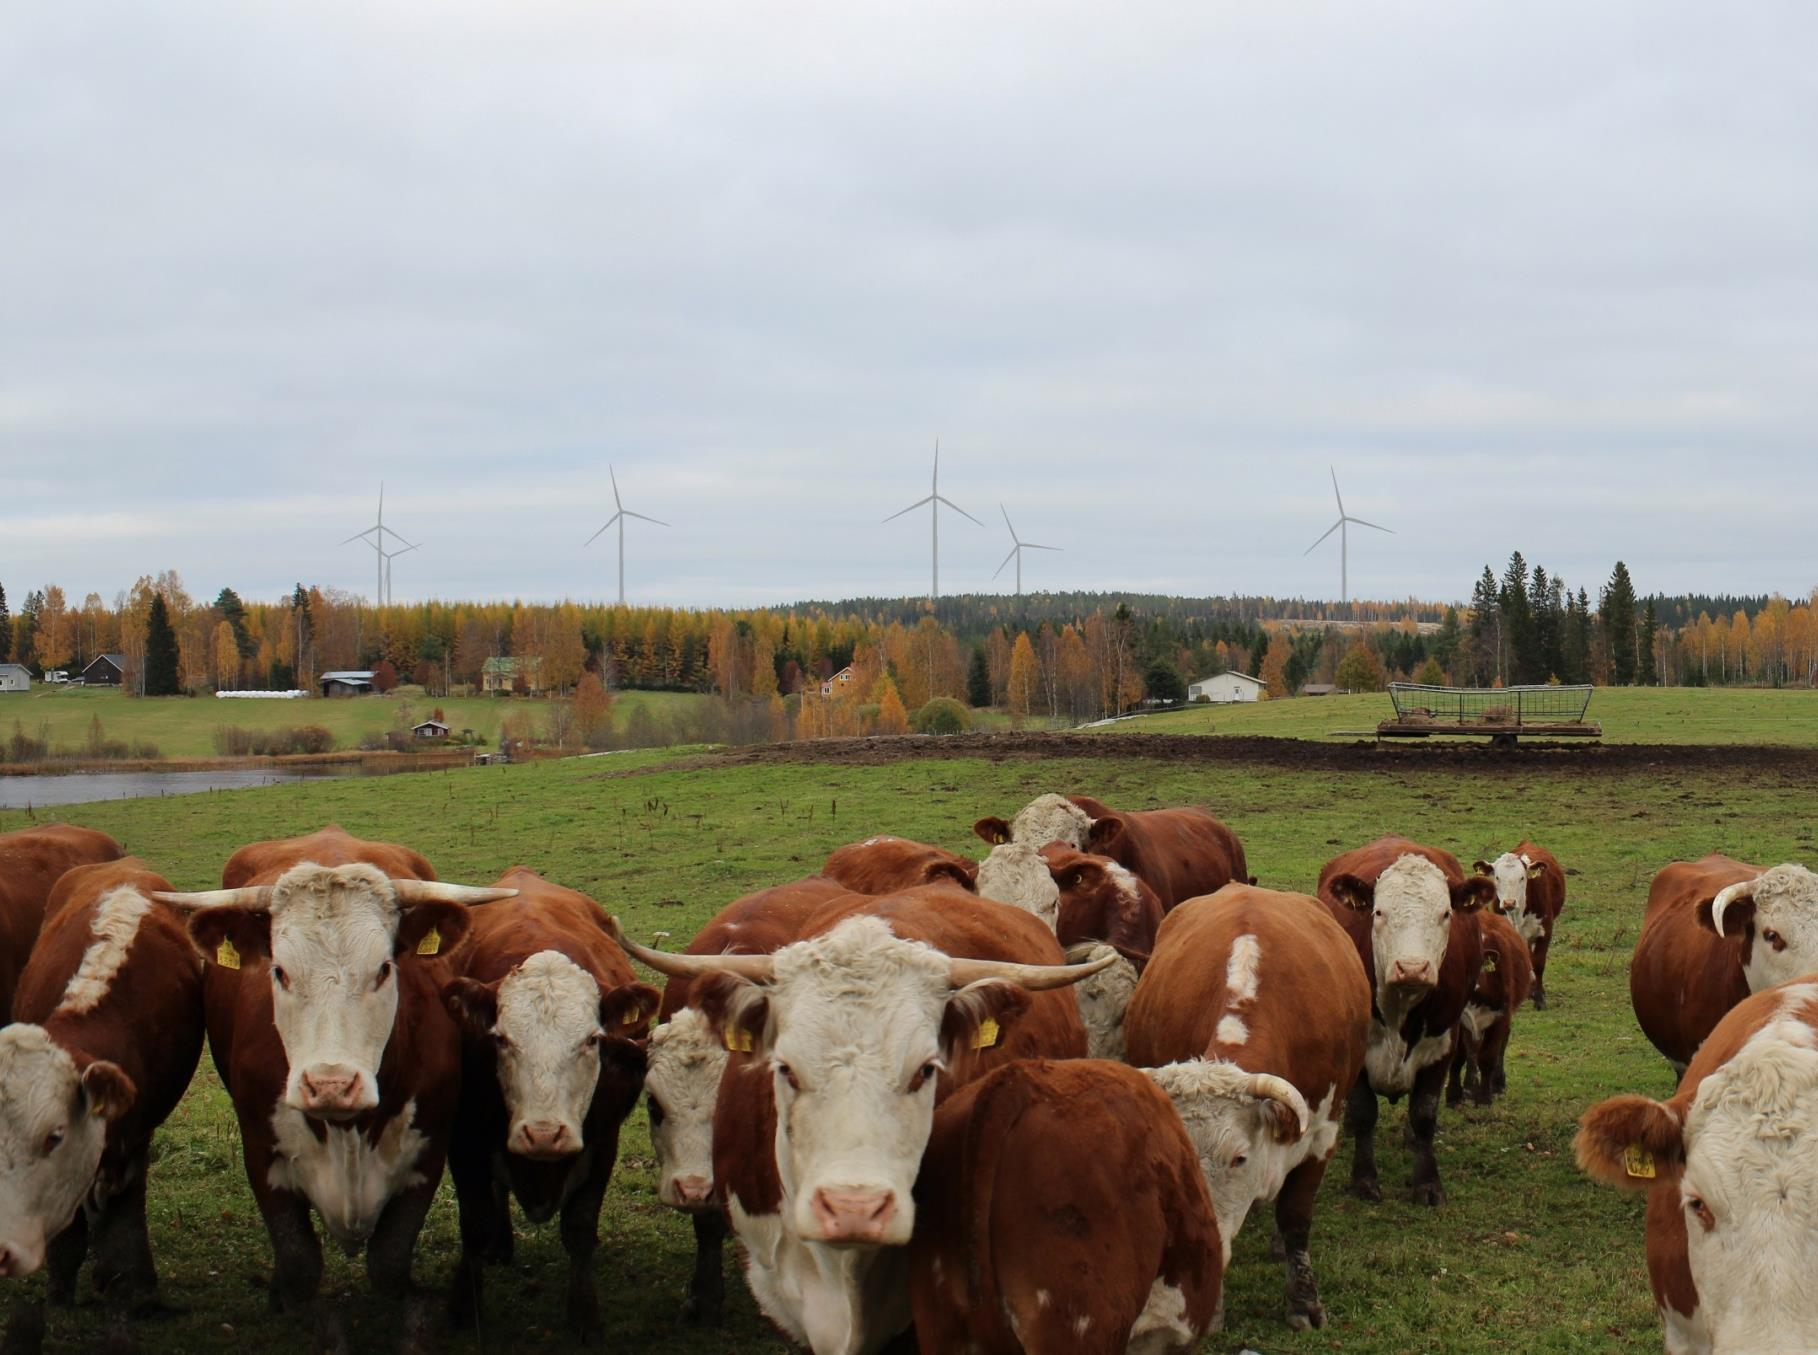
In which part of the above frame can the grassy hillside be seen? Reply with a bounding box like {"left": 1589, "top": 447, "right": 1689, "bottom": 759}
{"left": 0, "top": 735, "right": 1798, "bottom": 1352}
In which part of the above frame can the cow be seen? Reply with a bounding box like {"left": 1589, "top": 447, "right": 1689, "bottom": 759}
{"left": 972, "top": 794, "right": 1250, "bottom": 912}
{"left": 643, "top": 875, "right": 853, "bottom": 1324}
{"left": 1448, "top": 909, "right": 1534, "bottom": 1108}
{"left": 1317, "top": 836, "right": 1494, "bottom": 1207}
{"left": 1577, "top": 978, "right": 1818, "bottom": 1354}
{"left": 0, "top": 825, "right": 124, "bottom": 1019}
{"left": 439, "top": 867, "right": 661, "bottom": 1341}
{"left": 153, "top": 826, "right": 515, "bottom": 1350}
{"left": 0, "top": 858, "right": 202, "bottom": 1349}
{"left": 821, "top": 837, "right": 977, "bottom": 894}
{"left": 613, "top": 884, "right": 1110, "bottom": 1355}
{"left": 976, "top": 840, "right": 1164, "bottom": 1059}
{"left": 1471, "top": 841, "right": 1565, "bottom": 1007}
{"left": 1127, "top": 885, "right": 1368, "bottom": 1330}
{"left": 1629, "top": 856, "right": 1818, "bottom": 1072}
{"left": 909, "top": 1059, "right": 1223, "bottom": 1354}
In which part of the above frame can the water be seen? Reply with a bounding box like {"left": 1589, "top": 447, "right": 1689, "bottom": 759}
{"left": 0, "top": 765, "right": 369, "bottom": 809}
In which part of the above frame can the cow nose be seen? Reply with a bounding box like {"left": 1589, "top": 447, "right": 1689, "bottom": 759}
{"left": 1388, "top": 959, "right": 1434, "bottom": 989}
{"left": 670, "top": 1174, "right": 713, "bottom": 1209}
{"left": 811, "top": 1188, "right": 898, "bottom": 1243}
{"left": 512, "top": 1121, "right": 575, "bottom": 1160}
{"left": 298, "top": 1067, "right": 366, "bottom": 1116}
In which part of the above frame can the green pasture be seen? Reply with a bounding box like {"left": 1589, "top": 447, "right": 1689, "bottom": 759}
{"left": 1, "top": 728, "right": 1800, "bottom": 1352}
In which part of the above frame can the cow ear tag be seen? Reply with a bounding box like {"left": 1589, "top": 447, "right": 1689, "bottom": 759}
{"left": 723, "top": 1028, "right": 753, "bottom": 1054}
{"left": 216, "top": 938, "right": 241, "bottom": 970}
{"left": 973, "top": 1017, "right": 1001, "bottom": 1050}
{"left": 417, "top": 926, "right": 442, "bottom": 957}
{"left": 1623, "top": 1145, "right": 1657, "bottom": 1180}
{"left": 1483, "top": 952, "right": 1498, "bottom": 973}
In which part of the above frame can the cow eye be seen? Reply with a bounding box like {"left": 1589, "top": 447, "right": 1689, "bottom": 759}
{"left": 907, "top": 1059, "right": 941, "bottom": 1093}
{"left": 583, "top": 1030, "right": 603, "bottom": 1050}
{"left": 42, "top": 1128, "right": 64, "bottom": 1155}
{"left": 491, "top": 1032, "right": 511, "bottom": 1052}
{"left": 1686, "top": 1196, "right": 1716, "bottom": 1231}
{"left": 1372, "top": 910, "right": 1385, "bottom": 922}
{"left": 774, "top": 1061, "right": 801, "bottom": 1093}
{"left": 646, "top": 1095, "right": 666, "bottom": 1126}
{"left": 1765, "top": 929, "right": 1783, "bottom": 948}
{"left": 1231, "top": 1153, "right": 1247, "bottom": 1168}
{"left": 375, "top": 961, "right": 393, "bottom": 987}
{"left": 271, "top": 966, "right": 289, "bottom": 990}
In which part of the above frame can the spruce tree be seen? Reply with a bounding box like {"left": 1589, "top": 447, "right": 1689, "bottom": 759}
{"left": 16, "top": 591, "right": 41, "bottom": 673}
{"left": 1564, "top": 589, "right": 1593, "bottom": 684}
{"left": 1500, "top": 552, "right": 1537, "bottom": 683}
{"left": 144, "top": 594, "right": 182, "bottom": 696}
{"left": 1638, "top": 599, "right": 1659, "bottom": 686}
{"left": 1602, "top": 563, "right": 1638, "bottom": 685}
{"left": 1432, "top": 607, "right": 1461, "bottom": 677}
{"left": 0, "top": 583, "right": 9, "bottom": 663}
{"left": 1467, "top": 567, "right": 1499, "bottom": 684}
{"left": 966, "top": 646, "right": 991, "bottom": 708}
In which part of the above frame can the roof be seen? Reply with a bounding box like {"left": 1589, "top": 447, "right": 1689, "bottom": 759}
{"left": 1301, "top": 683, "right": 1338, "bottom": 694}
{"left": 1193, "top": 671, "right": 1263, "bottom": 687}
{"left": 320, "top": 670, "right": 375, "bottom": 682}
{"left": 413, "top": 718, "right": 449, "bottom": 731}
{"left": 483, "top": 656, "right": 541, "bottom": 673}
{"left": 0, "top": 663, "right": 29, "bottom": 676}
{"left": 86, "top": 653, "right": 126, "bottom": 669}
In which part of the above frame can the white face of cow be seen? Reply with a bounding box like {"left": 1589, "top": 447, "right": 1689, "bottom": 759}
{"left": 976, "top": 842, "right": 1059, "bottom": 928}
{"left": 1144, "top": 1059, "right": 1308, "bottom": 1264}
{"left": 645, "top": 1008, "right": 727, "bottom": 1210}
{"left": 1067, "top": 941, "right": 1137, "bottom": 1061}
{"left": 1363, "top": 856, "right": 1457, "bottom": 998}
{"left": 1009, "top": 795, "right": 1093, "bottom": 850}
{"left": 1483, "top": 853, "right": 1533, "bottom": 917}
{"left": 490, "top": 951, "right": 606, "bottom": 1159}
{"left": 1715, "top": 865, "right": 1818, "bottom": 994}
{"left": 0, "top": 1027, "right": 130, "bottom": 1278}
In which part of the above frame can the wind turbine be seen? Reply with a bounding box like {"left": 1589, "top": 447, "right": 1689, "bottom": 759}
{"left": 1303, "top": 466, "right": 1394, "bottom": 606}
{"left": 883, "top": 441, "right": 982, "bottom": 601}
{"left": 381, "top": 541, "right": 418, "bottom": 608}
{"left": 342, "top": 483, "right": 416, "bottom": 606}
{"left": 993, "top": 503, "right": 1061, "bottom": 596}
{"left": 584, "top": 465, "right": 668, "bottom": 606}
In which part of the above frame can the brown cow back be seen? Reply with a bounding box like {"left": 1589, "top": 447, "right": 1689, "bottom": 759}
{"left": 0, "top": 825, "right": 124, "bottom": 1019}
{"left": 1630, "top": 855, "right": 1763, "bottom": 1067}
{"left": 1072, "top": 796, "right": 1248, "bottom": 911}
{"left": 821, "top": 838, "right": 978, "bottom": 895}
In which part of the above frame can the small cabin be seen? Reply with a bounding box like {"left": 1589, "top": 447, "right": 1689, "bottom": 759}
{"left": 482, "top": 657, "right": 544, "bottom": 695}
{"left": 0, "top": 664, "right": 30, "bottom": 694}
{"left": 319, "top": 670, "right": 375, "bottom": 698}
{"left": 820, "top": 665, "right": 855, "bottom": 698}
{"left": 1188, "top": 671, "right": 1265, "bottom": 704}
{"left": 1301, "top": 683, "right": 1338, "bottom": 698}
{"left": 412, "top": 718, "right": 449, "bottom": 740}
{"left": 82, "top": 653, "right": 127, "bottom": 687}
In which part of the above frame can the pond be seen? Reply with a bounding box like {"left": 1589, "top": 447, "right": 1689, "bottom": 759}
{"left": 0, "top": 764, "right": 394, "bottom": 810}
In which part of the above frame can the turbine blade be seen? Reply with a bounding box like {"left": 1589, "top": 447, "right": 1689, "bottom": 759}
{"left": 883, "top": 495, "right": 935, "bottom": 523}
{"left": 583, "top": 514, "right": 622, "bottom": 546}
{"left": 621, "top": 511, "right": 669, "bottom": 527}
{"left": 1000, "top": 502, "right": 1017, "bottom": 541}
{"left": 610, "top": 464, "right": 623, "bottom": 510}
{"left": 936, "top": 496, "right": 984, "bottom": 527}
{"left": 341, "top": 528, "right": 379, "bottom": 545}
{"left": 1330, "top": 466, "right": 1345, "bottom": 517}
{"left": 992, "top": 545, "right": 1017, "bottom": 579}
{"left": 1303, "top": 519, "right": 1343, "bottom": 555}
{"left": 1346, "top": 516, "right": 1395, "bottom": 535}
{"left": 1023, "top": 542, "right": 1062, "bottom": 552}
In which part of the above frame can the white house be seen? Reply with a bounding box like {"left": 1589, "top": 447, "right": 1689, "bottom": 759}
{"left": 0, "top": 664, "right": 30, "bottom": 694}
{"left": 1188, "top": 671, "right": 1264, "bottom": 704}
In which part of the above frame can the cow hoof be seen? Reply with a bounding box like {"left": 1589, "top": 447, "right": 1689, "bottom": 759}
{"left": 1349, "top": 1178, "right": 1382, "bottom": 1203}
{"left": 0, "top": 1302, "right": 46, "bottom": 1355}
{"left": 680, "top": 1294, "right": 723, "bottom": 1327}
{"left": 567, "top": 1296, "right": 604, "bottom": 1347}
{"left": 1286, "top": 1302, "right": 1327, "bottom": 1331}
{"left": 1445, "top": 1089, "right": 1463, "bottom": 1109}
{"left": 1409, "top": 1182, "right": 1446, "bottom": 1207}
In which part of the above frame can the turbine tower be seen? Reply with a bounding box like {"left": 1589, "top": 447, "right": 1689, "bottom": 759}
{"left": 381, "top": 541, "right": 418, "bottom": 608}
{"left": 883, "top": 441, "right": 981, "bottom": 601}
{"left": 584, "top": 465, "right": 668, "bottom": 606}
{"left": 342, "top": 483, "right": 416, "bottom": 606}
{"left": 1303, "top": 466, "right": 1394, "bottom": 606}
{"left": 993, "top": 503, "right": 1061, "bottom": 596}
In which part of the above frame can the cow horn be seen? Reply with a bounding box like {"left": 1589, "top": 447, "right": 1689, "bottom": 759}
{"left": 1238, "top": 1073, "right": 1311, "bottom": 1136}
{"left": 150, "top": 886, "right": 274, "bottom": 911}
{"left": 1710, "top": 882, "right": 1756, "bottom": 937}
{"left": 947, "top": 949, "right": 1118, "bottom": 992}
{"left": 600, "top": 914, "right": 778, "bottom": 982}
{"left": 390, "top": 880, "right": 519, "bottom": 906}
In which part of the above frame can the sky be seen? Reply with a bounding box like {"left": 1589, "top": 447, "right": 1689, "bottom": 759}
{"left": 4, "top": 1, "right": 1817, "bottom": 610}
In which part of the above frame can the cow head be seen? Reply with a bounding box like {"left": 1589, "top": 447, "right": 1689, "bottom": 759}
{"left": 611, "top": 913, "right": 1110, "bottom": 1248}
{"left": 444, "top": 952, "right": 656, "bottom": 1160}
{"left": 1144, "top": 1059, "right": 1310, "bottom": 1263}
{"left": 1578, "top": 1008, "right": 1818, "bottom": 1352}
{"left": 972, "top": 794, "right": 1093, "bottom": 852}
{"left": 1473, "top": 852, "right": 1545, "bottom": 917}
{"left": 160, "top": 865, "right": 514, "bottom": 1121}
{"left": 643, "top": 1008, "right": 728, "bottom": 1211}
{"left": 0, "top": 1026, "right": 134, "bottom": 1279}
{"left": 1067, "top": 941, "right": 1139, "bottom": 1061}
{"left": 1696, "top": 865, "right": 1818, "bottom": 994}
{"left": 1329, "top": 855, "right": 1492, "bottom": 999}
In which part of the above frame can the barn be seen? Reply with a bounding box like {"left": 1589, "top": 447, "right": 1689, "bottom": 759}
{"left": 1188, "top": 671, "right": 1265, "bottom": 703}
{"left": 0, "top": 664, "right": 30, "bottom": 694}
{"left": 82, "top": 653, "right": 127, "bottom": 686}
{"left": 319, "top": 670, "right": 375, "bottom": 698}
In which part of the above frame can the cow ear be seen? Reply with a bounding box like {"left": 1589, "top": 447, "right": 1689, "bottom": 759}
{"left": 929, "top": 860, "right": 979, "bottom": 891}
{"left": 80, "top": 1060, "right": 136, "bottom": 1122}
{"left": 1697, "top": 887, "right": 1756, "bottom": 939}
{"left": 940, "top": 980, "right": 1035, "bottom": 1062}
{"left": 1256, "top": 1098, "right": 1306, "bottom": 1146}
{"left": 1326, "top": 874, "right": 1374, "bottom": 912}
{"left": 1576, "top": 1094, "right": 1685, "bottom": 1190}
{"left": 396, "top": 902, "right": 471, "bottom": 960}
{"left": 1055, "top": 859, "right": 1106, "bottom": 894}
{"left": 188, "top": 906, "right": 273, "bottom": 967}
{"left": 442, "top": 977, "right": 499, "bottom": 1038}
{"left": 1086, "top": 814, "right": 1127, "bottom": 855}
{"left": 1471, "top": 860, "right": 1494, "bottom": 877}
{"left": 695, "top": 972, "right": 771, "bottom": 1056}
{"left": 974, "top": 817, "right": 1013, "bottom": 847}
{"left": 1450, "top": 877, "right": 1496, "bottom": 914}
{"left": 1526, "top": 861, "right": 1547, "bottom": 881}
{"left": 600, "top": 982, "right": 663, "bottom": 1037}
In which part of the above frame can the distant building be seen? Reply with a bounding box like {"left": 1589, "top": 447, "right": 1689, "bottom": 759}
{"left": 820, "top": 665, "right": 856, "bottom": 698}
{"left": 1188, "top": 671, "right": 1265, "bottom": 704}
{"left": 82, "top": 654, "right": 127, "bottom": 687}
{"left": 0, "top": 664, "right": 30, "bottom": 694}
{"left": 1300, "top": 683, "right": 1338, "bottom": 698}
{"left": 411, "top": 718, "right": 449, "bottom": 739}
{"left": 43, "top": 670, "right": 69, "bottom": 685}
{"left": 319, "top": 670, "right": 375, "bottom": 698}
{"left": 482, "top": 657, "right": 544, "bottom": 694}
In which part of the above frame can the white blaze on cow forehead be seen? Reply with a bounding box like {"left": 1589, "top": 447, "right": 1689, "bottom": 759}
{"left": 1487, "top": 853, "right": 1531, "bottom": 912}
{"left": 976, "top": 843, "right": 1060, "bottom": 929}
{"left": 1008, "top": 794, "right": 1094, "bottom": 849}
{"left": 56, "top": 885, "right": 154, "bottom": 1017}
{"left": 497, "top": 951, "right": 600, "bottom": 1038}
{"left": 0, "top": 1027, "right": 109, "bottom": 1277}
{"left": 494, "top": 951, "right": 606, "bottom": 1151}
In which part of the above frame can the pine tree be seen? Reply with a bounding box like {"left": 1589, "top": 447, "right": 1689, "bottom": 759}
{"left": 1638, "top": 599, "right": 1659, "bottom": 686}
{"left": 966, "top": 646, "right": 991, "bottom": 708}
{"left": 144, "top": 594, "right": 181, "bottom": 696}
{"left": 1564, "top": 589, "right": 1593, "bottom": 684}
{"left": 1432, "top": 606, "right": 1461, "bottom": 676}
{"left": 1602, "top": 563, "right": 1638, "bottom": 684}
{"left": 1468, "top": 566, "right": 1500, "bottom": 685}
{"left": 0, "top": 583, "right": 9, "bottom": 663}
{"left": 1500, "top": 552, "right": 1537, "bottom": 683}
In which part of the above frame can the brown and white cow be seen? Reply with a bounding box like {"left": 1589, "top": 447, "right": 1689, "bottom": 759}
{"left": 1318, "top": 836, "right": 1494, "bottom": 1207}
{"left": 975, "top": 840, "right": 1164, "bottom": 1059}
{"left": 910, "top": 1059, "right": 1223, "bottom": 1354}
{"left": 0, "top": 858, "right": 202, "bottom": 1346}
{"left": 1448, "top": 909, "right": 1534, "bottom": 1109}
{"left": 821, "top": 837, "right": 977, "bottom": 894}
{"left": 973, "top": 794, "right": 1250, "bottom": 912}
{"left": 643, "top": 875, "right": 853, "bottom": 1324}
{"left": 0, "top": 825, "right": 124, "bottom": 1020}
{"left": 616, "top": 884, "right": 1108, "bottom": 1355}
{"left": 1629, "top": 856, "right": 1818, "bottom": 1073}
{"left": 440, "top": 867, "right": 660, "bottom": 1340}
{"left": 1128, "top": 885, "right": 1368, "bottom": 1330}
{"left": 1578, "top": 978, "right": 1818, "bottom": 1354}
{"left": 155, "top": 826, "right": 513, "bottom": 1347}
{"left": 1471, "top": 840, "right": 1565, "bottom": 1007}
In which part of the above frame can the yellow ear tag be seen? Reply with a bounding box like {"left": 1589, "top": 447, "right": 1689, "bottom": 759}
{"left": 1624, "top": 1145, "right": 1657, "bottom": 1180}
{"left": 723, "top": 1028, "right": 753, "bottom": 1054}
{"left": 1483, "top": 953, "right": 1498, "bottom": 973}
{"left": 215, "top": 938, "right": 241, "bottom": 971}
{"left": 973, "top": 1017, "right": 1001, "bottom": 1051}
{"left": 416, "top": 926, "right": 441, "bottom": 957}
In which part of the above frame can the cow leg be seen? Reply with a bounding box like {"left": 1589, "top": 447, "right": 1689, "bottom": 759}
{"left": 558, "top": 1153, "right": 611, "bottom": 1346}
{"left": 1275, "top": 1154, "right": 1331, "bottom": 1330}
{"left": 45, "top": 1209, "right": 88, "bottom": 1307}
{"left": 1446, "top": 1038, "right": 1466, "bottom": 1108}
{"left": 1530, "top": 936, "right": 1550, "bottom": 1010}
{"left": 682, "top": 1210, "right": 728, "bottom": 1325}
{"left": 91, "top": 1153, "right": 159, "bottom": 1307}
{"left": 1481, "top": 1017, "right": 1513, "bottom": 1102}
{"left": 445, "top": 1136, "right": 496, "bottom": 1329}
{"left": 1344, "top": 1077, "right": 1381, "bottom": 1202}
{"left": 257, "top": 1188, "right": 323, "bottom": 1315}
{"left": 1406, "top": 1062, "right": 1448, "bottom": 1207}
{"left": 368, "top": 1181, "right": 436, "bottom": 1298}
{"left": 0, "top": 1300, "right": 45, "bottom": 1355}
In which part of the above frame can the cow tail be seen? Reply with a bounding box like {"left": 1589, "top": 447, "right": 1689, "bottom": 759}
{"left": 958, "top": 1067, "right": 1034, "bottom": 1347}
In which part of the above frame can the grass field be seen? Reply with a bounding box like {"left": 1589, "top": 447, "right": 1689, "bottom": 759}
{"left": 1120, "top": 684, "right": 1818, "bottom": 745}
{"left": 0, "top": 686, "right": 710, "bottom": 759}
{"left": 1, "top": 721, "right": 1803, "bottom": 1353}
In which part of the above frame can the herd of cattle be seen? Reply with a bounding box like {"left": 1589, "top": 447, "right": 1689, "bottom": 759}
{"left": 0, "top": 797, "right": 1810, "bottom": 1353}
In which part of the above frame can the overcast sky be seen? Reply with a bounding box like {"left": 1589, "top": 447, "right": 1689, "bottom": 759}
{"left": 4, "top": 1, "right": 1816, "bottom": 610}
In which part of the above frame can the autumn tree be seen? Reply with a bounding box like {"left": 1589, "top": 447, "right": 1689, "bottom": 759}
{"left": 1259, "top": 635, "right": 1291, "bottom": 697}
{"left": 1334, "top": 641, "right": 1387, "bottom": 693}
{"left": 574, "top": 672, "right": 615, "bottom": 747}
{"left": 0, "top": 584, "right": 9, "bottom": 663}
{"left": 213, "top": 620, "right": 240, "bottom": 688}
{"left": 143, "top": 594, "right": 181, "bottom": 696}
{"left": 38, "top": 586, "right": 70, "bottom": 672}
{"left": 371, "top": 659, "right": 399, "bottom": 694}
{"left": 1007, "top": 632, "right": 1039, "bottom": 716}
{"left": 874, "top": 676, "right": 909, "bottom": 735}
